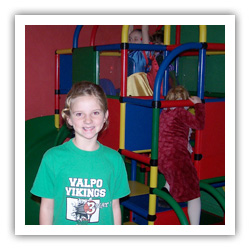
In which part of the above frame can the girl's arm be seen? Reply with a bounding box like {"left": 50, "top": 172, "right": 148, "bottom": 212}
{"left": 128, "top": 25, "right": 134, "bottom": 35}
{"left": 189, "top": 96, "right": 202, "bottom": 104}
{"left": 39, "top": 197, "right": 54, "bottom": 225}
{"left": 142, "top": 25, "right": 150, "bottom": 44}
{"left": 180, "top": 96, "right": 205, "bottom": 130}
{"left": 112, "top": 199, "right": 121, "bottom": 225}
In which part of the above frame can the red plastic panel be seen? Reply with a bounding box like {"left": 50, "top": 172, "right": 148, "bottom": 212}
{"left": 195, "top": 101, "right": 225, "bottom": 180}
{"left": 98, "top": 98, "right": 120, "bottom": 150}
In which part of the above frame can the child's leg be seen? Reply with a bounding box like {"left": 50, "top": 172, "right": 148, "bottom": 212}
{"left": 159, "top": 180, "right": 171, "bottom": 208}
{"left": 187, "top": 197, "right": 201, "bottom": 225}
{"left": 164, "top": 181, "right": 170, "bottom": 192}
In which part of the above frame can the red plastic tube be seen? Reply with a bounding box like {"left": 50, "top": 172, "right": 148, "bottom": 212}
{"left": 120, "top": 49, "right": 128, "bottom": 97}
{"left": 207, "top": 43, "right": 225, "bottom": 51}
{"left": 176, "top": 25, "right": 181, "bottom": 45}
{"left": 156, "top": 25, "right": 163, "bottom": 31}
{"left": 160, "top": 99, "right": 194, "bottom": 108}
{"left": 120, "top": 149, "right": 151, "bottom": 165}
{"left": 90, "top": 25, "right": 99, "bottom": 46}
{"left": 55, "top": 54, "right": 60, "bottom": 113}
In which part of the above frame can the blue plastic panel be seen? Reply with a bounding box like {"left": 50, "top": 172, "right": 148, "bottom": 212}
{"left": 59, "top": 54, "right": 72, "bottom": 94}
{"left": 125, "top": 103, "right": 153, "bottom": 151}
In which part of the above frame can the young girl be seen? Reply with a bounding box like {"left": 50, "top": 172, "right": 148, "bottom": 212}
{"left": 158, "top": 86, "right": 205, "bottom": 225}
{"left": 128, "top": 25, "right": 151, "bottom": 74}
{"left": 31, "top": 81, "right": 130, "bottom": 225}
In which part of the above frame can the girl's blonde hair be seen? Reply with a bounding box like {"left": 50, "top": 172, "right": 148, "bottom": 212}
{"left": 166, "top": 85, "right": 190, "bottom": 101}
{"left": 62, "top": 81, "right": 109, "bottom": 131}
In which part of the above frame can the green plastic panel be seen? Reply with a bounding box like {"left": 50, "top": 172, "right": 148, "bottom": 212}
{"left": 169, "top": 25, "right": 225, "bottom": 95}
{"left": 72, "top": 47, "right": 98, "bottom": 84}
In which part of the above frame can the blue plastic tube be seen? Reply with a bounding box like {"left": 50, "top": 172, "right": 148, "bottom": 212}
{"left": 153, "top": 43, "right": 203, "bottom": 101}
{"left": 197, "top": 47, "right": 206, "bottom": 99}
{"left": 73, "top": 25, "right": 83, "bottom": 48}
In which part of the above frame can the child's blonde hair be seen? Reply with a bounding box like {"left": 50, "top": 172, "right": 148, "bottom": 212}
{"left": 62, "top": 81, "right": 109, "bottom": 131}
{"left": 166, "top": 85, "right": 190, "bottom": 101}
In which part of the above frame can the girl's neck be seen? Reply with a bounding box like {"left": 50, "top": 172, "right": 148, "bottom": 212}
{"left": 72, "top": 137, "right": 99, "bottom": 151}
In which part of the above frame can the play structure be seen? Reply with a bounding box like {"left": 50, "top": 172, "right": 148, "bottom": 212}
{"left": 25, "top": 25, "right": 225, "bottom": 225}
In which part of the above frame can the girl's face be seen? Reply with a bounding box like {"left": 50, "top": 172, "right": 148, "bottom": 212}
{"left": 68, "top": 95, "right": 108, "bottom": 144}
{"left": 129, "top": 30, "right": 142, "bottom": 44}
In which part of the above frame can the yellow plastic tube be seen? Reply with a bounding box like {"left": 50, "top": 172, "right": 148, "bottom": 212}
{"left": 55, "top": 114, "right": 60, "bottom": 129}
{"left": 148, "top": 193, "right": 157, "bottom": 225}
{"left": 207, "top": 51, "right": 225, "bottom": 55}
{"left": 147, "top": 166, "right": 158, "bottom": 225}
{"left": 55, "top": 48, "right": 73, "bottom": 55}
{"left": 119, "top": 103, "right": 126, "bottom": 149}
{"left": 199, "top": 25, "right": 207, "bottom": 43}
{"left": 121, "top": 25, "right": 129, "bottom": 43}
{"left": 164, "top": 25, "right": 171, "bottom": 45}
{"left": 100, "top": 52, "right": 121, "bottom": 56}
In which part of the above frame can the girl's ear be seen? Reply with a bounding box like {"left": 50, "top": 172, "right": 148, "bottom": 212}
{"left": 104, "top": 110, "right": 109, "bottom": 122}
{"left": 67, "top": 116, "right": 73, "bottom": 126}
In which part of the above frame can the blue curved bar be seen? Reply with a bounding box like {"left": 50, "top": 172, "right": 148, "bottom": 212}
{"left": 153, "top": 42, "right": 203, "bottom": 101}
{"left": 73, "top": 25, "right": 83, "bottom": 48}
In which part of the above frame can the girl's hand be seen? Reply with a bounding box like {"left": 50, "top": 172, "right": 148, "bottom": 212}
{"left": 189, "top": 96, "right": 202, "bottom": 104}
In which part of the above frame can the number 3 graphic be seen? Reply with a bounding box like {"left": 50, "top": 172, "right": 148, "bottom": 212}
{"left": 86, "top": 201, "right": 96, "bottom": 215}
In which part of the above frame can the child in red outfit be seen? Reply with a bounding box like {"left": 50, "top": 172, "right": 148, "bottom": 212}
{"left": 158, "top": 86, "right": 205, "bottom": 224}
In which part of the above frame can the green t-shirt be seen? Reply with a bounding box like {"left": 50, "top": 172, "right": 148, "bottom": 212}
{"left": 30, "top": 139, "right": 130, "bottom": 225}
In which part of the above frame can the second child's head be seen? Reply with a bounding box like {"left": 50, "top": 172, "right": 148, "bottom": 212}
{"left": 166, "top": 85, "right": 190, "bottom": 101}
{"left": 62, "top": 81, "right": 109, "bottom": 134}
{"left": 151, "top": 30, "right": 164, "bottom": 45}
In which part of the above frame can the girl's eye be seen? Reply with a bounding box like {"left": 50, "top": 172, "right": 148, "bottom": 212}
{"left": 93, "top": 111, "right": 100, "bottom": 115}
{"left": 75, "top": 113, "right": 82, "bottom": 117}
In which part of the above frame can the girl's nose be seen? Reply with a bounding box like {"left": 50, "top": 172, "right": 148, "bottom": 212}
{"left": 83, "top": 115, "right": 92, "bottom": 123}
